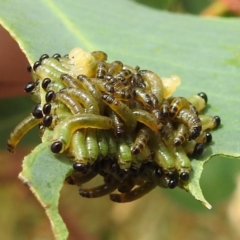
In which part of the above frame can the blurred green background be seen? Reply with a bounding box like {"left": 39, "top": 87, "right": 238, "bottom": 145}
{"left": 1, "top": 0, "right": 240, "bottom": 239}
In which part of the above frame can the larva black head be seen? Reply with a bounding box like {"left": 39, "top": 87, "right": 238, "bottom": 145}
{"left": 65, "top": 176, "right": 75, "bottom": 185}
{"left": 73, "top": 163, "right": 90, "bottom": 174}
{"left": 45, "top": 90, "right": 56, "bottom": 103}
{"left": 33, "top": 61, "right": 41, "bottom": 71}
{"left": 52, "top": 53, "right": 61, "bottom": 59}
{"left": 27, "top": 65, "right": 32, "bottom": 72}
{"left": 42, "top": 78, "right": 51, "bottom": 90}
{"left": 192, "top": 143, "right": 204, "bottom": 159}
{"left": 43, "top": 115, "right": 53, "bottom": 127}
{"left": 51, "top": 141, "right": 63, "bottom": 153}
{"left": 206, "top": 132, "right": 212, "bottom": 144}
{"left": 43, "top": 103, "right": 52, "bottom": 115}
{"left": 179, "top": 172, "right": 190, "bottom": 181}
{"left": 32, "top": 104, "right": 43, "bottom": 119}
{"left": 39, "top": 54, "right": 49, "bottom": 62}
{"left": 167, "top": 178, "right": 178, "bottom": 189}
{"left": 213, "top": 116, "right": 221, "bottom": 128}
{"left": 24, "top": 82, "right": 35, "bottom": 93}
{"left": 197, "top": 92, "right": 208, "bottom": 104}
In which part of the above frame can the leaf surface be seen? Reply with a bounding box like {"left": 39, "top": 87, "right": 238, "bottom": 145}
{"left": 1, "top": 0, "right": 240, "bottom": 238}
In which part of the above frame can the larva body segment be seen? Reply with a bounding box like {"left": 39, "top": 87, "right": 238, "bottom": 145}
{"left": 80, "top": 177, "right": 118, "bottom": 198}
{"left": 170, "top": 97, "right": 190, "bottom": 118}
{"left": 69, "top": 129, "right": 89, "bottom": 164}
{"left": 107, "top": 61, "right": 123, "bottom": 75}
{"left": 96, "top": 130, "right": 109, "bottom": 158}
{"left": 41, "top": 57, "right": 69, "bottom": 74}
{"left": 102, "top": 94, "right": 137, "bottom": 132}
{"left": 174, "top": 123, "right": 189, "bottom": 146}
{"left": 60, "top": 74, "right": 83, "bottom": 89}
{"left": 161, "top": 75, "right": 181, "bottom": 99}
{"left": 174, "top": 108, "right": 202, "bottom": 140}
{"left": 85, "top": 129, "right": 99, "bottom": 163}
{"left": 35, "top": 64, "right": 63, "bottom": 82}
{"left": 153, "top": 139, "right": 176, "bottom": 173}
{"left": 174, "top": 146, "right": 191, "bottom": 181}
{"left": 110, "top": 181, "right": 157, "bottom": 203}
{"left": 139, "top": 70, "right": 164, "bottom": 105}
{"left": 91, "top": 51, "right": 108, "bottom": 61}
{"left": 199, "top": 115, "right": 221, "bottom": 131}
{"left": 7, "top": 114, "right": 42, "bottom": 153}
{"left": 51, "top": 114, "right": 113, "bottom": 153}
{"left": 131, "top": 127, "right": 151, "bottom": 155}
{"left": 132, "top": 109, "right": 162, "bottom": 133}
{"left": 60, "top": 87, "right": 99, "bottom": 114}
{"left": 186, "top": 94, "right": 206, "bottom": 112}
{"left": 117, "top": 138, "right": 132, "bottom": 169}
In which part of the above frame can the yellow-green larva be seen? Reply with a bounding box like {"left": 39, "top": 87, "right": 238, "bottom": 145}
{"left": 51, "top": 114, "right": 113, "bottom": 153}
{"left": 68, "top": 129, "right": 89, "bottom": 164}
{"left": 60, "top": 87, "right": 99, "bottom": 114}
{"left": 139, "top": 70, "right": 164, "bottom": 105}
{"left": 174, "top": 146, "right": 191, "bottom": 181}
{"left": 102, "top": 93, "right": 137, "bottom": 132}
{"left": 132, "top": 109, "right": 162, "bottom": 133}
{"left": 7, "top": 114, "right": 42, "bottom": 153}
{"left": 107, "top": 61, "right": 123, "bottom": 75}
{"left": 117, "top": 138, "right": 132, "bottom": 169}
{"left": 131, "top": 127, "right": 151, "bottom": 155}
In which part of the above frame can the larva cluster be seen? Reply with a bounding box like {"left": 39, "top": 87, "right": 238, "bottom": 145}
{"left": 7, "top": 48, "right": 221, "bottom": 202}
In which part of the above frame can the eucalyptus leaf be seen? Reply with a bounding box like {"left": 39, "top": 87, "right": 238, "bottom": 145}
{"left": 19, "top": 141, "right": 72, "bottom": 240}
{"left": 1, "top": 0, "right": 240, "bottom": 239}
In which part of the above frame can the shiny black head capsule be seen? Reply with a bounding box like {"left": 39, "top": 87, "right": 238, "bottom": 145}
{"left": 205, "top": 132, "right": 212, "bottom": 144}
{"left": 192, "top": 143, "right": 204, "bottom": 159}
{"left": 33, "top": 61, "right": 41, "bottom": 71}
{"left": 42, "top": 78, "right": 51, "bottom": 90}
{"left": 198, "top": 92, "right": 208, "bottom": 104}
{"left": 168, "top": 178, "right": 178, "bottom": 189}
{"left": 51, "top": 141, "right": 63, "bottom": 153}
{"left": 214, "top": 116, "right": 221, "bottom": 128}
{"left": 73, "top": 163, "right": 89, "bottom": 174}
{"left": 52, "top": 53, "right": 61, "bottom": 59}
{"left": 43, "top": 103, "right": 52, "bottom": 115}
{"left": 24, "top": 82, "right": 35, "bottom": 93}
{"left": 32, "top": 104, "right": 43, "bottom": 119}
{"left": 179, "top": 172, "right": 190, "bottom": 181}
{"left": 43, "top": 115, "right": 53, "bottom": 127}
{"left": 45, "top": 90, "right": 56, "bottom": 103}
{"left": 39, "top": 54, "right": 49, "bottom": 62}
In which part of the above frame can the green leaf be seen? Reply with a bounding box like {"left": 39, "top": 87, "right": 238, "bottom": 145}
{"left": 19, "top": 141, "right": 72, "bottom": 240}
{"left": 183, "top": 159, "right": 212, "bottom": 209}
{"left": 1, "top": 0, "right": 240, "bottom": 238}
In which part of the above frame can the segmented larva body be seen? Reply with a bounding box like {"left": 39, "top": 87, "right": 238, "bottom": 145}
{"left": 8, "top": 47, "right": 221, "bottom": 203}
